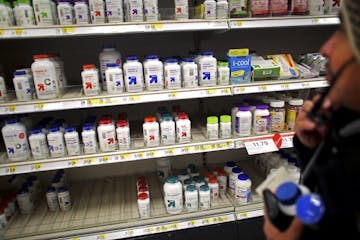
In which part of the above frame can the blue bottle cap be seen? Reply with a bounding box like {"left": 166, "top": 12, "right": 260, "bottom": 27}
{"left": 17, "top": 187, "right": 28, "bottom": 194}
{"left": 165, "top": 58, "right": 178, "bottom": 63}
{"left": 47, "top": 186, "right": 56, "bottom": 193}
{"left": 65, "top": 126, "right": 76, "bottom": 133}
{"left": 226, "top": 161, "right": 236, "bottom": 167}
{"left": 276, "top": 181, "right": 301, "bottom": 206}
{"left": 162, "top": 116, "right": 173, "bottom": 121}
{"left": 31, "top": 128, "right": 42, "bottom": 134}
{"left": 13, "top": 70, "right": 26, "bottom": 76}
{"left": 165, "top": 176, "right": 179, "bottom": 184}
{"left": 186, "top": 184, "right": 196, "bottom": 192}
{"left": 126, "top": 56, "right": 138, "bottom": 61}
{"left": 183, "top": 58, "right": 195, "bottom": 63}
{"left": 199, "top": 184, "right": 209, "bottom": 191}
{"left": 5, "top": 119, "right": 19, "bottom": 124}
{"left": 238, "top": 173, "right": 249, "bottom": 181}
{"left": 179, "top": 170, "right": 188, "bottom": 176}
{"left": 49, "top": 126, "right": 60, "bottom": 132}
{"left": 146, "top": 55, "right": 159, "bottom": 60}
{"left": 184, "top": 178, "right": 192, "bottom": 185}
{"left": 192, "top": 176, "right": 201, "bottom": 182}
{"left": 232, "top": 167, "right": 242, "bottom": 174}
{"left": 201, "top": 51, "right": 213, "bottom": 56}
{"left": 106, "top": 63, "right": 119, "bottom": 68}
{"left": 296, "top": 194, "right": 325, "bottom": 225}
{"left": 82, "top": 123, "right": 93, "bottom": 131}
{"left": 58, "top": 186, "right": 68, "bottom": 193}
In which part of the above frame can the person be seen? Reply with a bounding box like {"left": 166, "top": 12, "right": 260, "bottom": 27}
{"left": 263, "top": 0, "right": 360, "bottom": 239}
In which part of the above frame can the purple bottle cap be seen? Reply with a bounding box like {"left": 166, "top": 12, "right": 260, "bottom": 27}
{"left": 239, "top": 106, "right": 250, "bottom": 111}
{"left": 256, "top": 105, "right": 268, "bottom": 110}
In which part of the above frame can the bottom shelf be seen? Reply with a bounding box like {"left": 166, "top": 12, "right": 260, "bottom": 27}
{"left": 2, "top": 170, "right": 265, "bottom": 240}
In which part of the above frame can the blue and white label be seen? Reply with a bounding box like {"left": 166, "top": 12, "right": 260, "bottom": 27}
{"left": 144, "top": 65, "right": 164, "bottom": 91}
{"left": 199, "top": 62, "right": 217, "bottom": 86}
{"left": 165, "top": 67, "right": 181, "bottom": 89}
{"left": 124, "top": 66, "right": 144, "bottom": 92}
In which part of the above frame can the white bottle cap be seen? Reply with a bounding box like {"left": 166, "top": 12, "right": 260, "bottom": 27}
{"left": 270, "top": 100, "right": 285, "bottom": 108}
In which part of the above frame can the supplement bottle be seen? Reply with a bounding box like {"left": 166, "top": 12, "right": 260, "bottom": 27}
{"left": 2, "top": 118, "right": 30, "bottom": 161}
{"left": 0, "top": 0, "right": 11, "bottom": 26}
{"left": 164, "top": 59, "right": 181, "bottom": 89}
{"left": 163, "top": 176, "right": 183, "bottom": 214}
{"left": 217, "top": 61, "right": 230, "bottom": 85}
{"left": 105, "top": 63, "right": 124, "bottom": 94}
{"left": 220, "top": 115, "right": 231, "bottom": 139}
{"left": 0, "top": 76, "right": 7, "bottom": 102}
{"left": 204, "top": 0, "right": 216, "bottom": 19}
{"left": 229, "top": 167, "right": 242, "bottom": 195}
{"left": 176, "top": 113, "right": 191, "bottom": 143}
{"left": 229, "top": 0, "right": 248, "bottom": 17}
{"left": 185, "top": 184, "right": 198, "bottom": 212}
{"left": 57, "top": 0, "right": 74, "bottom": 25}
{"left": 143, "top": 116, "right": 160, "bottom": 147}
{"left": 308, "top": 0, "right": 324, "bottom": 15}
{"left": 64, "top": 126, "right": 81, "bottom": 156}
{"left": 97, "top": 118, "right": 116, "bottom": 152}
{"left": 138, "top": 193, "right": 151, "bottom": 218}
{"left": 194, "top": 177, "right": 205, "bottom": 190}
{"left": 47, "top": 126, "right": 66, "bottom": 157}
{"left": 270, "top": 0, "right": 288, "bottom": 15}
{"left": 46, "top": 186, "right": 59, "bottom": 211}
{"left": 183, "top": 178, "right": 192, "bottom": 191}
{"left": 99, "top": 46, "right": 122, "bottom": 90}
{"left": 82, "top": 123, "right": 98, "bottom": 154}
{"left": 235, "top": 173, "right": 252, "bottom": 204}
{"left": 143, "top": 0, "right": 158, "bottom": 21}
{"left": 181, "top": 58, "right": 198, "bottom": 88}
{"left": 235, "top": 106, "right": 252, "bottom": 137}
{"left": 198, "top": 52, "right": 217, "bottom": 86}
{"left": 286, "top": 99, "right": 303, "bottom": 131}
{"left": 253, "top": 105, "right": 270, "bottom": 135}
{"left": 157, "top": 158, "right": 171, "bottom": 182}
{"left": 296, "top": 194, "right": 325, "bottom": 226}
{"left": 207, "top": 116, "right": 219, "bottom": 140}
{"left": 250, "top": 0, "right": 270, "bottom": 16}
{"left": 190, "top": 168, "right": 200, "bottom": 178}
{"left": 216, "top": 0, "right": 229, "bottom": 19}
{"left": 269, "top": 100, "right": 285, "bottom": 132}
{"left": 199, "top": 184, "right": 211, "bottom": 210}
{"left": 89, "top": 0, "right": 105, "bottom": 23}
{"left": 116, "top": 120, "right": 130, "bottom": 150}
{"left": 217, "top": 170, "right": 227, "bottom": 195}
{"left": 105, "top": 0, "right": 124, "bottom": 22}
{"left": 13, "top": 70, "right": 33, "bottom": 101}
{"left": 123, "top": 56, "right": 144, "bottom": 92}
{"left": 178, "top": 170, "right": 189, "bottom": 184}
{"left": 144, "top": 55, "right": 164, "bottom": 91}
{"left": 126, "top": 0, "right": 143, "bottom": 22}
{"left": 14, "top": 0, "right": 35, "bottom": 26}
{"left": 81, "top": 64, "right": 101, "bottom": 96}
{"left": 32, "top": 54, "right": 59, "bottom": 99}
{"left": 208, "top": 177, "right": 219, "bottom": 204}
{"left": 174, "top": 0, "right": 188, "bottom": 20}
{"left": 33, "top": 0, "right": 56, "bottom": 25}
{"left": 224, "top": 161, "right": 236, "bottom": 177}
{"left": 74, "top": 0, "right": 90, "bottom": 24}
{"left": 29, "top": 128, "right": 49, "bottom": 160}
{"left": 291, "top": 0, "right": 308, "bottom": 15}
{"left": 160, "top": 115, "right": 176, "bottom": 145}
{"left": 16, "top": 187, "right": 33, "bottom": 214}
{"left": 58, "top": 186, "right": 71, "bottom": 211}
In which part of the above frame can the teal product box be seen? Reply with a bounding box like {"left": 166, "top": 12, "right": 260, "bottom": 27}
{"left": 227, "top": 49, "right": 252, "bottom": 84}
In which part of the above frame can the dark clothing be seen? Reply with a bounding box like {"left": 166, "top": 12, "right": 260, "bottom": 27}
{"left": 294, "top": 107, "right": 360, "bottom": 239}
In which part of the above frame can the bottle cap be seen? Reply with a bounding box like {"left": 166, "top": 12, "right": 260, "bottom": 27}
{"left": 49, "top": 126, "right": 60, "bottom": 132}
{"left": 65, "top": 126, "right": 76, "bottom": 133}
{"left": 106, "top": 63, "right": 119, "bottom": 68}
{"left": 276, "top": 181, "right": 301, "bottom": 206}
{"left": 138, "top": 192, "right": 148, "bottom": 200}
{"left": 184, "top": 179, "right": 192, "bottom": 185}
{"left": 144, "top": 116, "right": 156, "bottom": 123}
{"left": 186, "top": 184, "right": 196, "bottom": 192}
{"left": 270, "top": 100, "right": 285, "bottom": 108}
{"left": 256, "top": 105, "right": 268, "bottom": 110}
{"left": 226, "top": 161, "right": 236, "bottom": 167}
{"left": 165, "top": 176, "right": 179, "bottom": 184}
{"left": 13, "top": 70, "right": 26, "bottom": 76}
{"left": 58, "top": 187, "right": 68, "bottom": 193}
{"left": 99, "top": 119, "right": 112, "bottom": 125}
{"left": 82, "top": 123, "right": 93, "bottom": 131}
{"left": 126, "top": 56, "right": 138, "bottom": 61}
{"left": 165, "top": 59, "right": 178, "bottom": 63}
{"left": 31, "top": 128, "right": 42, "bottom": 134}
{"left": 218, "top": 61, "right": 229, "bottom": 67}
{"left": 220, "top": 115, "right": 231, "bottom": 123}
{"left": 33, "top": 54, "right": 49, "bottom": 60}
{"left": 47, "top": 187, "right": 56, "bottom": 193}
{"left": 199, "top": 184, "right": 210, "bottom": 191}
{"left": 201, "top": 52, "right": 213, "bottom": 56}
{"left": 162, "top": 116, "right": 173, "bottom": 121}
{"left": 209, "top": 177, "right": 218, "bottom": 184}
{"left": 289, "top": 99, "right": 304, "bottom": 106}
{"left": 238, "top": 173, "right": 249, "bottom": 181}
{"left": 146, "top": 55, "right": 159, "bottom": 60}
{"left": 232, "top": 167, "right": 242, "bottom": 174}
{"left": 5, "top": 118, "right": 19, "bottom": 124}
{"left": 116, "top": 120, "right": 127, "bottom": 127}
{"left": 296, "top": 194, "right": 325, "bottom": 225}
{"left": 183, "top": 58, "right": 195, "bottom": 63}
{"left": 83, "top": 64, "right": 95, "bottom": 70}
{"left": 239, "top": 106, "right": 250, "bottom": 111}
{"left": 207, "top": 116, "right": 218, "bottom": 124}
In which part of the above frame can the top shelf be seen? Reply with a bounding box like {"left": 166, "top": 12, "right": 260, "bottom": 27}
{"left": 0, "top": 16, "right": 339, "bottom": 39}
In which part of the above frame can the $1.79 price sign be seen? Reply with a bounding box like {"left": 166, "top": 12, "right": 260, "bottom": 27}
{"left": 244, "top": 137, "right": 279, "bottom": 155}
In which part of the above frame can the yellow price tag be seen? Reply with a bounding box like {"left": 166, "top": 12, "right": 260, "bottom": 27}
{"left": 259, "top": 85, "right": 268, "bottom": 91}
{"left": 238, "top": 86, "right": 246, "bottom": 92}
{"left": 302, "top": 82, "right": 310, "bottom": 87}
{"left": 202, "top": 145, "right": 212, "bottom": 150}
{"left": 151, "top": 23, "right": 164, "bottom": 30}
{"left": 69, "top": 160, "right": 78, "bottom": 166}
{"left": 231, "top": 70, "right": 245, "bottom": 77}
{"left": 235, "top": 21, "right": 243, "bottom": 27}
{"left": 188, "top": 220, "right": 197, "bottom": 226}
{"left": 120, "top": 153, "right": 130, "bottom": 160}
{"left": 206, "top": 89, "right": 217, "bottom": 95}
{"left": 7, "top": 166, "right": 16, "bottom": 173}
{"left": 281, "top": 83, "right": 290, "bottom": 89}
{"left": 85, "top": 158, "right": 93, "bottom": 164}
{"left": 0, "top": 29, "right": 4, "bottom": 36}
{"left": 129, "top": 95, "right": 141, "bottom": 101}
{"left": 217, "top": 143, "right": 227, "bottom": 149}
{"left": 72, "top": 237, "right": 80, "bottom": 240}
{"left": 228, "top": 48, "right": 249, "bottom": 56}
{"left": 171, "top": 223, "right": 179, "bottom": 229}
{"left": 183, "top": 146, "right": 190, "bottom": 152}
{"left": 168, "top": 92, "right": 178, "bottom": 98}
{"left": 144, "top": 227, "right": 154, "bottom": 233}
{"left": 62, "top": 27, "right": 76, "bottom": 34}
{"left": 88, "top": 99, "right": 101, "bottom": 105}
{"left": 239, "top": 212, "right": 248, "bottom": 218}
{"left": 36, "top": 103, "right": 45, "bottom": 110}
{"left": 194, "top": 146, "right": 201, "bottom": 151}
{"left": 312, "top": 17, "right": 320, "bottom": 23}
{"left": 32, "top": 163, "right": 42, "bottom": 170}
{"left": 221, "top": 88, "right": 231, "bottom": 94}
{"left": 101, "top": 156, "right": 109, "bottom": 162}
{"left": 203, "top": 218, "right": 212, "bottom": 224}
{"left": 15, "top": 29, "right": 23, "bottom": 35}
{"left": 98, "top": 233, "right": 106, "bottom": 239}
{"left": 7, "top": 105, "right": 16, "bottom": 112}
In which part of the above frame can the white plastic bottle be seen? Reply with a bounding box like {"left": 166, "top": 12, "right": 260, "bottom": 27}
{"left": 105, "top": 0, "right": 124, "bottom": 22}
{"left": 82, "top": 123, "right": 98, "bottom": 154}
{"left": 123, "top": 56, "right": 144, "bottom": 92}
{"left": 220, "top": 115, "right": 231, "bottom": 139}
{"left": 235, "top": 174, "right": 252, "bottom": 204}
{"left": 57, "top": 186, "right": 71, "bottom": 211}
{"left": 216, "top": 0, "right": 228, "bottom": 19}
{"left": 253, "top": 105, "right": 270, "bottom": 135}
{"left": 178, "top": 171, "right": 189, "bottom": 184}
{"left": 97, "top": 118, "right": 116, "bottom": 152}
{"left": 143, "top": 116, "right": 160, "bottom": 147}
{"left": 31, "top": 54, "right": 59, "bottom": 99}
{"left": 182, "top": 58, "right": 198, "bottom": 88}
{"left": 207, "top": 116, "right": 219, "bottom": 140}
{"left": 33, "top": 0, "right": 56, "bottom": 25}
{"left": 46, "top": 187, "right": 59, "bottom": 211}
{"left": 99, "top": 46, "right": 122, "bottom": 90}
{"left": 126, "top": 0, "right": 143, "bottom": 22}
{"left": 229, "top": 167, "right": 242, "bottom": 195}
{"left": 57, "top": 0, "right": 74, "bottom": 25}
{"left": 16, "top": 187, "right": 33, "bottom": 214}
{"left": 185, "top": 184, "right": 198, "bottom": 212}
{"left": 0, "top": 76, "right": 7, "bottom": 102}
{"left": 143, "top": 0, "right": 158, "bottom": 21}
{"left": 29, "top": 128, "right": 49, "bottom": 160}
{"left": 164, "top": 59, "right": 181, "bottom": 89}
{"left": 174, "top": 0, "right": 188, "bottom": 20}
{"left": 144, "top": 55, "right": 164, "bottom": 91}
{"left": 217, "top": 170, "right": 227, "bottom": 196}
{"left": 235, "top": 106, "right": 252, "bottom": 137}
{"left": 81, "top": 64, "right": 101, "bottom": 96}
{"left": 198, "top": 52, "right": 217, "bottom": 86}
{"left": 89, "top": 0, "right": 105, "bottom": 23}
{"left": 224, "top": 161, "right": 236, "bottom": 176}
{"left": 13, "top": 70, "right": 33, "bottom": 101}
{"left": 217, "top": 61, "right": 230, "bottom": 85}
{"left": 308, "top": 0, "right": 324, "bottom": 15}
{"left": 163, "top": 176, "right": 183, "bottom": 214}
{"left": 0, "top": 0, "right": 11, "bottom": 26}
{"left": 199, "top": 184, "right": 211, "bottom": 210}
{"left": 2, "top": 118, "right": 30, "bottom": 161}
{"left": 160, "top": 115, "right": 176, "bottom": 145}
{"left": 116, "top": 120, "right": 130, "bottom": 150}
{"left": 64, "top": 126, "right": 81, "bottom": 156}
{"left": 5, "top": 1, "right": 15, "bottom": 26}
{"left": 204, "top": 0, "right": 216, "bottom": 19}
{"left": 47, "top": 126, "right": 66, "bottom": 157}
{"left": 208, "top": 177, "right": 219, "bottom": 204}
{"left": 14, "top": 0, "right": 35, "bottom": 26}
{"left": 105, "top": 63, "right": 124, "bottom": 94}
{"left": 74, "top": 0, "right": 90, "bottom": 24}
{"left": 176, "top": 113, "right": 191, "bottom": 143}
{"left": 137, "top": 192, "right": 151, "bottom": 218}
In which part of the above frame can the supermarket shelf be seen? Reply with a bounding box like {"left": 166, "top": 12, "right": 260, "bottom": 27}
{"left": 229, "top": 15, "right": 339, "bottom": 29}
{"left": 0, "top": 78, "right": 327, "bottom": 115}
{"left": 0, "top": 16, "right": 339, "bottom": 39}
{"left": 0, "top": 131, "right": 294, "bottom": 176}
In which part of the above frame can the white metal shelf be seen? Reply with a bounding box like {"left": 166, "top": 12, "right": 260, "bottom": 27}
{"left": 0, "top": 16, "right": 338, "bottom": 39}
{"left": 0, "top": 78, "right": 327, "bottom": 115}
{"left": 0, "top": 131, "right": 294, "bottom": 176}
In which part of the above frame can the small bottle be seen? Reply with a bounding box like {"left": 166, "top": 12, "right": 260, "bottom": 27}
{"left": 81, "top": 64, "right": 101, "bottom": 96}
{"left": 204, "top": 0, "right": 216, "bottom": 19}
{"left": 217, "top": 61, "right": 230, "bottom": 85}
{"left": 208, "top": 177, "right": 219, "bottom": 205}
{"left": 308, "top": 0, "right": 324, "bottom": 15}
{"left": 97, "top": 117, "right": 117, "bottom": 152}
{"left": 57, "top": 186, "right": 71, "bottom": 211}
{"left": 126, "top": 0, "right": 144, "bottom": 22}
{"left": 220, "top": 115, "right": 231, "bottom": 139}
{"left": 229, "top": 167, "right": 243, "bottom": 195}
{"left": 160, "top": 115, "right": 176, "bottom": 145}
{"left": 138, "top": 192, "right": 151, "bottom": 218}
{"left": 235, "top": 106, "right": 252, "bottom": 137}
{"left": 89, "top": 0, "right": 105, "bottom": 23}
{"left": 199, "top": 184, "right": 211, "bottom": 210}
{"left": 216, "top": 0, "right": 228, "bottom": 19}
{"left": 57, "top": 0, "right": 75, "bottom": 25}
{"left": 217, "top": 170, "right": 227, "bottom": 196}
{"left": 253, "top": 105, "right": 270, "bottom": 135}
{"left": 105, "top": 63, "right": 124, "bottom": 94}
{"left": 176, "top": 113, "right": 191, "bottom": 143}
{"left": 178, "top": 170, "right": 189, "bottom": 184}
{"left": 163, "top": 176, "right": 183, "bottom": 214}
{"left": 74, "top": 0, "right": 90, "bottom": 24}
{"left": 235, "top": 173, "right": 252, "bottom": 204}
{"left": 198, "top": 52, "right": 217, "bottom": 87}
{"left": 105, "top": 0, "right": 124, "bottom": 23}
{"left": 157, "top": 158, "right": 171, "bottom": 182}
{"left": 14, "top": 0, "right": 35, "bottom": 26}
{"left": 164, "top": 59, "right": 181, "bottom": 90}
{"left": 82, "top": 123, "right": 98, "bottom": 154}
{"left": 286, "top": 99, "right": 303, "bottom": 131}
{"left": 46, "top": 186, "right": 59, "bottom": 211}
{"left": 13, "top": 70, "right": 33, "bottom": 101}
{"left": 194, "top": 177, "right": 205, "bottom": 191}
{"left": 143, "top": 116, "right": 160, "bottom": 147}
{"left": 144, "top": 55, "right": 164, "bottom": 91}
{"left": 47, "top": 126, "right": 66, "bottom": 157}
{"left": 224, "top": 161, "right": 236, "bottom": 177}
{"left": 174, "top": 0, "right": 188, "bottom": 20}
{"left": 33, "top": 0, "right": 56, "bottom": 25}
{"left": 64, "top": 126, "right": 81, "bottom": 156}
{"left": 269, "top": 100, "right": 285, "bottom": 133}
{"left": 207, "top": 116, "right": 219, "bottom": 140}
{"left": 296, "top": 194, "right": 325, "bottom": 226}
{"left": 116, "top": 120, "right": 130, "bottom": 150}
{"left": 143, "top": 0, "right": 158, "bottom": 21}
{"left": 123, "top": 56, "right": 144, "bottom": 92}
{"left": 181, "top": 58, "right": 198, "bottom": 88}
{"left": 16, "top": 187, "right": 33, "bottom": 214}
{"left": 0, "top": 76, "right": 7, "bottom": 102}
{"left": 185, "top": 184, "right": 198, "bottom": 212}
{"left": 29, "top": 128, "right": 49, "bottom": 160}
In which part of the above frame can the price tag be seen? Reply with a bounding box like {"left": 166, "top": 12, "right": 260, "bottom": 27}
{"left": 202, "top": 218, "right": 212, "bottom": 224}
{"left": 62, "top": 27, "right": 76, "bottom": 34}
{"left": 129, "top": 95, "right": 141, "bottom": 101}
{"left": 171, "top": 223, "right": 179, "bottom": 229}
{"left": 165, "top": 148, "right": 174, "bottom": 155}
{"left": 188, "top": 220, "right": 197, "bottom": 226}
{"left": 7, "top": 105, "right": 16, "bottom": 112}
{"left": 235, "top": 86, "right": 246, "bottom": 94}
{"left": 31, "top": 163, "right": 42, "bottom": 171}
{"left": 194, "top": 145, "right": 201, "bottom": 152}
{"left": 134, "top": 152, "right": 144, "bottom": 159}
{"left": 100, "top": 156, "right": 109, "bottom": 163}
{"left": 68, "top": 160, "right": 78, "bottom": 166}
{"left": 120, "top": 153, "right": 131, "bottom": 160}
{"left": 206, "top": 89, "right": 217, "bottom": 95}
{"left": 72, "top": 237, "right": 80, "bottom": 240}
{"left": 302, "top": 82, "right": 310, "bottom": 88}
{"left": 6, "top": 166, "right": 16, "bottom": 174}
{"left": 125, "top": 230, "right": 134, "bottom": 237}
{"left": 182, "top": 146, "right": 190, "bottom": 153}
{"left": 259, "top": 85, "right": 268, "bottom": 91}
{"left": 146, "top": 150, "right": 156, "bottom": 157}
{"left": 35, "top": 103, "right": 45, "bottom": 110}
{"left": 84, "top": 158, "right": 94, "bottom": 165}
{"left": 202, "top": 144, "right": 213, "bottom": 150}
{"left": 221, "top": 88, "right": 231, "bottom": 94}
{"left": 281, "top": 83, "right": 290, "bottom": 89}
{"left": 168, "top": 92, "right": 178, "bottom": 99}
{"left": 218, "top": 216, "right": 228, "bottom": 222}
{"left": 217, "top": 143, "right": 228, "bottom": 149}
{"left": 244, "top": 138, "right": 278, "bottom": 155}
{"left": 97, "top": 233, "right": 106, "bottom": 239}
{"left": 15, "top": 29, "right": 23, "bottom": 35}
{"left": 237, "top": 212, "right": 248, "bottom": 219}
{"left": 312, "top": 17, "right": 320, "bottom": 23}
{"left": 143, "top": 227, "right": 154, "bottom": 233}
{"left": 151, "top": 23, "right": 164, "bottom": 30}
{"left": 234, "top": 21, "right": 243, "bottom": 27}
{"left": 0, "top": 29, "right": 4, "bottom": 36}
{"left": 87, "top": 99, "right": 101, "bottom": 105}
{"left": 281, "top": 135, "right": 294, "bottom": 148}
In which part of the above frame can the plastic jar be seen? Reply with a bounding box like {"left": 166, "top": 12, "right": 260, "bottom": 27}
{"left": 193, "top": 176, "right": 205, "bottom": 190}
{"left": 224, "top": 161, "right": 236, "bottom": 176}
{"left": 13, "top": 70, "right": 33, "bottom": 101}
{"left": 183, "top": 178, "right": 193, "bottom": 191}
{"left": 220, "top": 115, "right": 231, "bottom": 139}
{"left": 235, "top": 173, "right": 252, "bottom": 204}
{"left": 125, "top": 0, "right": 144, "bottom": 22}
{"left": 181, "top": 58, "right": 198, "bottom": 88}
{"left": 178, "top": 170, "right": 189, "bottom": 184}
{"left": 235, "top": 106, "right": 252, "bottom": 137}
{"left": 160, "top": 115, "right": 176, "bottom": 145}
{"left": 29, "top": 128, "right": 49, "bottom": 160}
{"left": 217, "top": 170, "right": 227, "bottom": 195}
{"left": 216, "top": 0, "right": 229, "bottom": 19}
{"left": 16, "top": 187, "right": 33, "bottom": 214}
{"left": 143, "top": 116, "right": 160, "bottom": 147}
{"left": 286, "top": 99, "right": 303, "bottom": 131}
{"left": 269, "top": 100, "right": 285, "bottom": 132}
{"left": 116, "top": 120, "right": 130, "bottom": 150}
{"left": 250, "top": 0, "right": 270, "bottom": 17}
{"left": 291, "top": 0, "right": 308, "bottom": 15}
{"left": 82, "top": 123, "right": 98, "bottom": 154}
{"left": 229, "top": 167, "right": 243, "bottom": 195}
{"left": 14, "top": 0, "right": 35, "bottom": 26}
{"left": 176, "top": 113, "right": 191, "bottom": 143}
{"left": 185, "top": 184, "right": 198, "bottom": 212}
{"left": 0, "top": 76, "right": 7, "bottom": 102}
{"left": 64, "top": 126, "right": 81, "bottom": 156}
{"left": 74, "top": 0, "right": 90, "bottom": 24}
{"left": 105, "top": 63, "right": 124, "bottom": 94}
{"left": 58, "top": 186, "right": 71, "bottom": 211}
{"left": 137, "top": 192, "right": 150, "bottom": 218}
{"left": 199, "top": 52, "right": 217, "bottom": 86}
{"left": 97, "top": 118, "right": 116, "bottom": 152}
{"left": 207, "top": 116, "right": 219, "bottom": 140}
{"left": 229, "top": 0, "right": 249, "bottom": 17}
{"left": 199, "top": 184, "right": 211, "bottom": 210}
{"left": 143, "top": 0, "right": 158, "bottom": 21}
{"left": 144, "top": 55, "right": 164, "bottom": 91}
{"left": 123, "top": 56, "right": 144, "bottom": 92}
{"left": 99, "top": 46, "right": 122, "bottom": 90}
{"left": 81, "top": 64, "right": 101, "bottom": 96}
{"left": 33, "top": 0, "right": 56, "bottom": 25}
{"left": 253, "top": 105, "right": 270, "bottom": 135}
{"left": 308, "top": 0, "right": 324, "bottom": 15}
{"left": 204, "top": 0, "right": 216, "bottom": 19}
{"left": 105, "top": 0, "right": 124, "bottom": 23}
{"left": 208, "top": 177, "right": 219, "bottom": 204}
{"left": 270, "top": 0, "right": 288, "bottom": 15}
{"left": 164, "top": 59, "right": 181, "bottom": 89}
{"left": 46, "top": 186, "right": 59, "bottom": 211}
{"left": 217, "top": 61, "right": 230, "bottom": 85}
{"left": 89, "top": 0, "right": 105, "bottom": 23}
{"left": 163, "top": 176, "right": 183, "bottom": 214}
{"left": 47, "top": 126, "right": 66, "bottom": 158}
{"left": 57, "top": 0, "right": 74, "bottom": 25}
{"left": 174, "top": 0, "right": 188, "bottom": 20}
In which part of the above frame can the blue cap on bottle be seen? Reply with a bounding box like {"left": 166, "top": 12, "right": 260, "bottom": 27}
{"left": 186, "top": 184, "right": 196, "bottom": 192}
{"left": 83, "top": 123, "right": 93, "bottom": 131}
{"left": 201, "top": 51, "right": 213, "bottom": 56}
{"left": 31, "top": 128, "right": 42, "bottom": 134}
{"left": 49, "top": 126, "right": 60, "bottom": 132}
{"left": 296, "top": 194, "right": 325, "bottom": 225}
{"left": 5, "top": 119, "right": 19, "bottom": 124}
{"left": 65, "top": 126, "right": 76, "bottom": 133}
{"left": 226, "top": 161, "right": 236, "bottom": 167}
{"left": 199, "top": 184, "right": 209, "bottom": 191}
{"left": 165, "top": 59, "right": 178, "bottom": 63}
{"left": 276, "top": 181, "right": 301, "bottom": 206}
{"left": 232, "top": 167, "right": 242, "bottom": 174}
{"left": 58, "top": 186, "right": 68, "bottom": 193}
{"left": 126, "top": 56, "right": 138, "bottom": 61}
{"left": 183, "top": 58, "right": 195, "bottom": 63}
{"left": 146, "top": 55, "right": 159, "bottom": 60}
{"left": 238, "top": 173, "right": 249, "bottom": 181}
{"left": 184, "top": 178, "right": 192, "bottom": 185}
{"left": 47, "top": 186, "right": 56, "bottom": 193}
{"left": 165, "top": 176, "right": 179, "bottom": 184}
{"left": 106, "top": 63, "right": 119, "bottom": 68}
{"left": 13, "top": 70, "right": 26, "bottom": 76}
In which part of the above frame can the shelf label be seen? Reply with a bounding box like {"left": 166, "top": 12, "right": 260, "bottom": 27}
{"left": 244, "top": 138, "right": 278, "bottom": 155}
{"left": 234, "top": 21, "right": 243, "bottom": 27}
{"left": 302, "top": 82, "right": 310, "bottom": 88}
{"left": 84, "top": 158, "right": 94, "bottom": 165}
{"left": 97, "top": 233, "right": 106, "bottom": 239}
{"left": 35, "top": 103, "right": 45, "bottom": 110}
{"left": 15, "top": 29, "right": 23, "bottom": 35}
{"left": 194, "top": 145, "right": 201, "bottom": 152}
{"left": 134, "top": 152, "right": 144, "bottom": 159}
{"left": 120, "top": 153, "right": 131, "bottom": 160}
{"left": 143, "top": 227, "right": 154, "bottom": 234}
{"left": 281, "top": 83, "right": 290, "bottom": 89}
{"left": 6, "top": 166, "right": 16, "bottom": 174}
{"left": 187, "top": 220, "right": 197, "bottom": 226}
{"left": 281, "top": 135, "right": 294, "bottom": 148}
{"left": 168, "top": 92, "right": 178, "bottom": 99}
{"left": 206, "top": 89, "right": 217, "bottom": 95}
{"left": 68, "top": 159, "right": 78, "bottom": 166}
{"left": 7, "top": 105, "right": 16, "bottom": 112}
{"left": 129, "top": 95, "right": 141, "bottom": 101}
{"left": 165, "top": 148, "right": 174, "bottom": 155}
{"left": 182, "top": 146, "right": 190, "bottom": 153}
{"left": 62, "top": 27, "right": 76, "bottom": 34}
{"left": 146, "top": 150, "right": 156, "bottom": 157}
{"left": 0, "top": 29, "right": 4, "bottom": 36}
{"left": 150, "top": 23, "right": 164, "bottom": 30}
{"left": 100, "top": 156, "right": 109, "bottom": 163}
{"left": 31, "top": 163, "right": 42, "bottom": 171}
{"left": 235, "top": 86, "right": 246, "bottom": 94}
{"left": 258, "top": 85, "right": 268, "bottom": 91}
{"left": 312, "top": 17, "right": 320, "bottom": 23}
{"left": 72, "top": 237, "right": 80, "bottom": 240}
{"left": 221, "top": 88, "right": 231, "bottom": 94}
{"left": 87, "top": 98, "right": 101, "bottom": 105}
{"left": 202, "top": 217, "right": 212, "bottom": 224}
{"left": 237, "top": 212, "right": 248, "bottom": 219}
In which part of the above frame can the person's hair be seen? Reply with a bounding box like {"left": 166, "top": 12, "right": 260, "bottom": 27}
{"left": 342, "top": 0, "right": 360, "bottom": 62}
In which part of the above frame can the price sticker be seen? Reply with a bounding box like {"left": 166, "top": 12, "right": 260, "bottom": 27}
{"left": 244, "top": 138, "right": 278, "bottom": 155}
{"left": 68, "top": 160, "right": 78, "bottom": 166}
{"left": 302, "top": 82, "right": 311, "bottom": 88}
{"left": 62, "top": 27, "right": 76, "bottom": 34}
{"left": 202, "top": 144, "right": 212, "bottom": 150}
{"left": 84, "top": 158, "right": 94, "bottom": 165}
{"left": 202, "top": 218, "right": 212, "bottom": 224}
{"left": 221, "top": 88, "right": 231, "bottom": 94}
{"left": 217, "top": 143, "right": 227, "bottom": 149}
{"left": 234, "top": 21, "right": 243, "bottom": 27}
{"left": 165, "top": 148, "right": 174, "bottom": 155}
{"left": 194, "top": 145, "right": 201, "bottom": 152}
{"left": 120, "top": 153, "right": 131, "bottom": 160}
{"left": 238, "top": 212, "right": 248, "bottom": 219}
{"left": 87, "top": 99, "right": 101, "bottom": 105}
{"left": 0, "top": 29, "right": 5, "bottom": 36}
{"left": 6, "top": 166, "right": 16, "bottom": 174}
{"left": 168, "top": 92, "right": 178, "bottom": 99}
{"left": 31, "top": 163, "right": 42, "bottom": 171}
{"left": 206, "top": 89, "right": 217, "bottom": 95}
{"left": 188, "top": 220, "right": 197, "bottom": 226}
{"left": 312, "top": 17, "right": 320, "bottom": 23}
{"left": 281, "top": 83, "right": 290, "bottom": 89}
{"left": 15, "top": 29, "right": 23, "bottom": 35}
{"left": 125, "top": 230, "right": 134, "bottom": 236}
{"left": 151, "top": 23, "right": 164, "bottom": 30}
{"left": 143, "top": 227, "right": 154, "bottom": 233}
{"left": 182, "top": 146, "right": 190, "bottom": 153}
{"left": 7, "top": 105, "right": 16, "bottom": 112}
{"left": 171, "top": 223, "right": 179, "bottom": 229}
{"left": 101, "top": 156, "right": 109, "bottom": 163}
{"left": 281, "top": 135, "right": 294, "bottom": 148}
{"left": 155, "top": 226, "right": 162, "bottom": 233}
{"left": 259, "top": 85, "right": 268, "bottom": 91}
{"left": 129, "top": 95, "right": 141, "bottom": 101}
{"left": 97, "top": 233, "right": 106, "bottom": 239}
{"left": 218, "top": 216, "right": 228, "bottom": 222}
{"left": 146, "top": 150, "right": 156, "bottom": 157}
{"left": 72, "top": 237, "right": 80, "bottom": 240}
{"left": 134, "top": 152, "right": 144, "bottom": 159}
{"left": 35, "top": 103, "right": 45, "bottom": 110}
